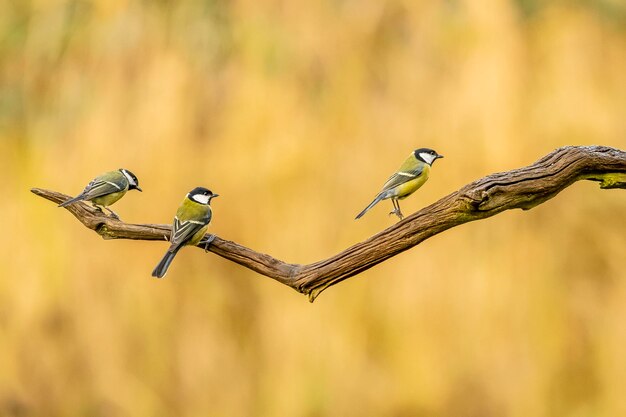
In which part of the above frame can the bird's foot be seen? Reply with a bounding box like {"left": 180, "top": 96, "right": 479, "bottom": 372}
{"left": 199, "top": 234, "right": 216, "bottom": 252}
{"left": 388, "top": 209, "right": 404, "bottom": 220}
{"left": 104, "top": 207, "right": 120, "bottom": 220}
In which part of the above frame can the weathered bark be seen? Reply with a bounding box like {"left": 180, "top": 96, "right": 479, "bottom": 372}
{"left": 32, "top": 145, "right": 626, "bottom": 301}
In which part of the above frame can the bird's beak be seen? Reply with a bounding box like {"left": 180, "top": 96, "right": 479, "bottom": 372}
{"left": 436, "top": 154, "right": 444, "bottom": 159}
{"left": 136, "top": 186, "right": 143, "bottom": 192}
{"left": 212, "top": 194, "right": 219, "bottom": 198}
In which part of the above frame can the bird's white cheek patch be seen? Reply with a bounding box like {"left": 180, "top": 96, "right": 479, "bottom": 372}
{"left": 419, "top": 153, "right": 436, "bottom": 165}
{"left": 121, "top": 169, "right": 135, "bottom": 185}
{"left": 191, "top": 194, "right": 210, "bottom": 204}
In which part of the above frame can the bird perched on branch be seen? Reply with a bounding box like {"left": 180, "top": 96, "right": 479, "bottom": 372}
{"left": 152, "top": 187, "right": 218, "bottom": 278}
{"left": 59, "top": 168, "right": 142, "bottom": 219}
{"left": 356, "top": 148, "right": 443, "bottom": 220}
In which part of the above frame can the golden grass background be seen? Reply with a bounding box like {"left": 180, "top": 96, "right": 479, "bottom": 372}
{"left": 1, "top": 0, "right": 625, "bottom": 416}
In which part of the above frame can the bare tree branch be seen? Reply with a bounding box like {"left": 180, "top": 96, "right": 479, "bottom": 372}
{"left": 32, "top": 145, "right": 626, "bottom": 301}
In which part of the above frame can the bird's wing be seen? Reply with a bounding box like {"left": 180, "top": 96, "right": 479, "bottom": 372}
{"left": 170, "top": 211, "right": 212, "bottom": 247}
{"left": 79, "top": 177, "right": 126, "bottom": 200}
{"left": 380, "top": 165, "right": 425, "bottom": 193}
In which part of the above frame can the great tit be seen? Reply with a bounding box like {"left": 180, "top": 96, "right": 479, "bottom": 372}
{"left": 59, "top": 168, "right": 142, "bottom": 218}
{"left": 355, "top": 148, "right": 443, "bottom": 220}
{"left": 151, "top": 187, "right": 218, "bottom": 278}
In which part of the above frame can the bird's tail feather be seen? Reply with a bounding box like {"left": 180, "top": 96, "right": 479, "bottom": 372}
{"left": 355, "top": 193, "right": 386, "bottom": 220}
{"left": 152, "top": 246, "right": 181, "bottom": 278}
{"left": 58, "top": 194, "right": 85, "bottom": 208}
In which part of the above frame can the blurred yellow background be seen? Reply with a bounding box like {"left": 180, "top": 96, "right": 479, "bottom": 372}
{"left": 1, "top": 0, "right": 625, "bottom": 416}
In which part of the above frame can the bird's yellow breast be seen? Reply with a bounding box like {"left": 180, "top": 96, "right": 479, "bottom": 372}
{"left": 396, "top": 164, "right": 430, "bottom": 199}
{"left": 91, "top": 190, "right": 127, "bottom": 207}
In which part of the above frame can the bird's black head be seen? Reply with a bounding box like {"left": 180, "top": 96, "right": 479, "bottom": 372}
{"left": 413, "top": 148, "right": 444, "bottom": 166}
{"left": 120, "top": 168, "right": 142, "bottom": 191}
{"left": 188, "top": 187, "right": 219, "bottom": 205}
